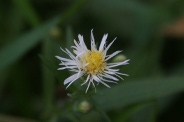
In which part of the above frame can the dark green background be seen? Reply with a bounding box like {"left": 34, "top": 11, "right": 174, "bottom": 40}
{"left": 0, "top": 0, "right": 184, "bottom": 122}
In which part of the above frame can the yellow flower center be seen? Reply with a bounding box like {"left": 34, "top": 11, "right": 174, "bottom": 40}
{"left": 83, "top": 50, "right": 106, "bottom": 75}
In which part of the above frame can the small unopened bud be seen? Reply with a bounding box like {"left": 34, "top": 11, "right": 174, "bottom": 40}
{"left": 113, "top": 54, "right": 127, "bottom": 62}
{"left": 50, "top": 27, "right": 61, "bottom": 38}
{"left": 78, "top": 100, "right": 91, "bottom": 113}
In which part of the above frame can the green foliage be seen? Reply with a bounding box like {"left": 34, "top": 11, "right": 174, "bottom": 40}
{"left": 94, "top": 76, "right": 184, "bottom": 111}
{"left": 0, "top": 17, "right": 60, "bottom": 71}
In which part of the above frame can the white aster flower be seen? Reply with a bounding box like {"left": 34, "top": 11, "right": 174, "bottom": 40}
{"left": 56, "top": 29, "right": 129, "bottom": 93}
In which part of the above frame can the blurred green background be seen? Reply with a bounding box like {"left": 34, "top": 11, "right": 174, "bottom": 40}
{"left": 0, "top": 0, "right": 184, "bottom": 122}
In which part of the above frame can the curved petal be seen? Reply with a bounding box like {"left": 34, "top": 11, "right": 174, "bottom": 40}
{"left": 91, "top": 29, "right": 96, "bottom": 50}
{"left": 64, "top": 73, "right": 78, "bottom": 85}
{"left": 105, "top": 50, "right": 122, "bottom": 61}
{"left": 99, "top": 34, "right": 108, "bottom": 51}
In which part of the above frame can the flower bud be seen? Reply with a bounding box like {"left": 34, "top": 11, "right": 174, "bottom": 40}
{"left": 112, "top": 54, "right": 127, "bottom": 62}
{"left": 78, "top": 100, "right": 91, "bottom": 113}
{"left": 50, "top": 27, "right": 61, "bottom": 38}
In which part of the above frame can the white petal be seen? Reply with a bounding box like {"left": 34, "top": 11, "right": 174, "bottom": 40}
{"left": 107, "top": 59, "right": 130, "bottom": 68}
{"left": 73, "top": 39, "right": 81, "bottom": 50}
{"left": 106, "top": 68, "right": 119, "bottom": 72}
{"left": 104, "top": 71, "right": 116, "bottom": 75}
{"left": 98, "top": 76, "right": 118, "bottom": 84}
{"left": 115, "top": 72, "right": 129, "bottom": 76}
{"left": 76, "top": 51, "right": 85, "bottom": 58}
{"left": 102, "top": 73, "right": 119, "bottom": 81}
{"left": 105, "top": 50, "right": 122, "bottom": 61}
{"left": 65, "top": 72, "right": 83, "bottom": 89}
{"left": 91, "top": 29, "right": 96, "bottom": 50}
{"left": 64, "top": 73, "right": 78, "bottom": 85}
{"left": 55, "top": 56, "right": 71, "bottom": 62}
{"left": 57, "top": 67, "right": 67, "bottom": 70}
{"left": 114, "top": 74, "right": 124, "bottom": 80}
{"left": 56, "top": 57, "right": 75, "bottom": 64}
{"left": 81, "top": 75, "right": 90, "bottom": 86}
{"left": 100, "top": 81, "right": 111, "bottom": 88}
{"left": 99, "top": 34, "right": 108, "bottom": 51}
{"left": 85, "top": 78, "right": 92, "bottom": 93}
{"left": 65, "top": 49, "right": 76, "bottom": 60}
{"left": 60, "top": 48, "right": 75, "bottom": 60}
{"left": 61, "top": 66, "right": 78, "bottom": 70}
{"left": 91, "top": 81, "right": 96, "bottom": 93}
{"left": 69, "top": 69, "right": 79, "bottom": 72}
{"left": 55, "top": 56, "right": 62, "bottom": 60}
{"left": 103, "top": 37, "right": 116, "bottom": 56}
{"left": 59, "top": 62, "right": 76, "bottom": 65}
{"left": 78, "top": 34, "right": 88, "bottom": 51}
{"left": 93, "top": 75, "right": 101, "bottom": 83}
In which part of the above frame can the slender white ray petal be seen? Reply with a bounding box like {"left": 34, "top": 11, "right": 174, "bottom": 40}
{"left": 91, "top": 81, "right": 96, "bottom": 92}
{"left": 71, "top": 46, "right": 77, "bottom": 50}
{"left": 107, "top": 59, "right": 130, "bottom": 68}
{"left": 74, "top": 39, "right": 80, "bottom": 49}
{"left": 114, "top": 72, "right": 129, "bottom": 76}
{"left": 81, "top": 75, "right": 90, "bottom": 86}
{"left": 114, "top": 73, "right": 124, "bottom": 80}
{"left": 60, "top": 48, "right": 75, "bottom": 60}
{"left": 93, "top": 75, "right": 101, "bottom": 83}
{"left": 105, "top": 50, "right": 122, "bottom": 61}
{"left": 66, "top": 72, "right": 83, "bottom": 89}
{"left": 69, "top": 69, "right": 79, "bottom": 72}
{"left": 65, "top": 49, "right": 76, "bottom": 60}
{"left": 93, "top": 75, "right": 111, "bottom": 87}
{"left": 78, "top": 34, "right": 88, "bottom": 51}
{"left": 59, "top": 47, "right": 68, "bottom": 54}
{"left": 59, "top": 62, "right": 76, "bottom": 65}
{"left": 101, "top": 73, "right": 119, "bottom": 81}
{"left": 107, "top": 60, "right": 129, "bottom": 65}
{"left": 57, "top": 67, "right": 67, "bottom": 70}
{"left": 55, "top": 56, "right": 73, "bottom": 62}
{"left": 64, "top": 73, "right": 78, "bottom": 85}
{"left": 103, "top": 37, "right": 116, "bottom": 56}
{"left": 100, "top": 81, "right": 111, "bottom": 88}
{"left": 106, "top": 68, "right": 120, "bottom": 72}
{"left": 99, "top": 34, "right": 108, "bottom": 51}
{"left": 104, "top": 71, "right": 116, "bottom": 75}
{"left": 91, "top": 29, "right": 96, "bottom": 50}
{"left": 98, "top": 76, "right": 118, "bottom": 84}
{"left": 76, "top": 51, "right": 85, "bottom": 58}
{"left": 58, "top": 66, "right": 74, "bottom": 70}
{"left": 59, "top": 60, "right": 76, "bottom": 65}
{"left": 85, "top": 79, "right": 92, "bottom": 93}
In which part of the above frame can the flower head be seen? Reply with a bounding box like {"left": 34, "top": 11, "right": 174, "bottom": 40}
{"left": 56, "top": 29, "right": 129, "bottom": 93}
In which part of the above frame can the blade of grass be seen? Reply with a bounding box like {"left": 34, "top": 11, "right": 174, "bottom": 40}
{"left": 115, "top": 102, "right": 153, "bottom": 122}
{"left": 59, "top": 0, "right": 88, "bottom": 24}
{"left": 12, "top": 0, "right": 41, "bottom": 27}
{"left": 42, "top": 38, "right": 56, "bottom": 119}
{"left": 0, "top": 16, "right": 60, "bottom": 71}
{"left": 94, "top": 76, "right": 184, "bottom": 111}
{"left": 41, "top": 0, "right": 89, "bottom": 118}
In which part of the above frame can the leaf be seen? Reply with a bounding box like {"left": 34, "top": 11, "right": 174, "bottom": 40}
{"left": 115, "top": 102, "right": 153, "bottom": 122}
{"left": 93, "top": 76, "right": 184, "bottom": 111}
{"left": 0, "top": 16, "right": 60, "bottom": 71}
{"left": 12, "top": 0, "right": 41, "bottom": 27}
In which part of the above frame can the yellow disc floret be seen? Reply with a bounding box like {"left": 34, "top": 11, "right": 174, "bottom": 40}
{"left": 83, "top": 50, "right": 106, "bottom": 75}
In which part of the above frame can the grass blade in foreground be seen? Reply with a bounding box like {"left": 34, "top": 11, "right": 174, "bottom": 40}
{"left": 0, "top": 17, "right": 60, "bottom": 71}
{"left": 94, "top": 76, "right": 184, "bottom": 111}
